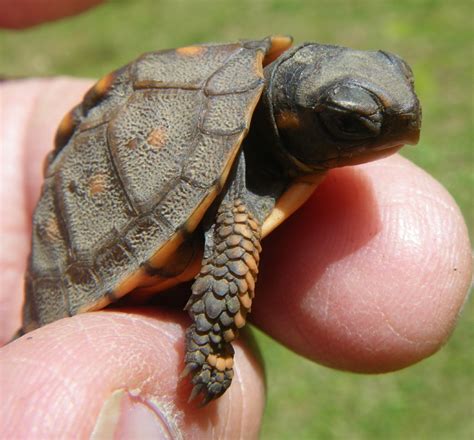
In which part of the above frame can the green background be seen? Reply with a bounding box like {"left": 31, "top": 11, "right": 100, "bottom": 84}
{"left": 2, "top": 0, "right": 472, "bottom": 438}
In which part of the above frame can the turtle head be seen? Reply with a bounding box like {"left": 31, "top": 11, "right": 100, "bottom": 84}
{"left": 267, "top": 43, "right": 421, "bottom": 171}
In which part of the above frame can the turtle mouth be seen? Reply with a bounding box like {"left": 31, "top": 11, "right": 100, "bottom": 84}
{"left": 317, "top": 117, "right": 421, "bottom": 169}
{"left": 319, "top": 142, "right": 404, "bottom": 168}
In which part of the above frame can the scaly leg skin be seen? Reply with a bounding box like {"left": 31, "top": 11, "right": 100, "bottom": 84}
{"left": 183, "top": 199, "right": 261, "bottom": 405}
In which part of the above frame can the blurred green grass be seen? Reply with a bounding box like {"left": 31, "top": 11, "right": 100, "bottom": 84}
{"left": 1, "top": 0, "right": 472, "bottom": 438}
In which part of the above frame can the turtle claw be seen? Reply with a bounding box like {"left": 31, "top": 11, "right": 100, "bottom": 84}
{"left": 188, "top": 381, "right": 221, "bottom": 407}
{"left": 188, "top": 384, "right": 204, "bottom": 403}
{"left": 183, "top": 358, "right": 234, "bottom": 405}
{"left": 179, "top": 363, "right": 197, "bottom": 382}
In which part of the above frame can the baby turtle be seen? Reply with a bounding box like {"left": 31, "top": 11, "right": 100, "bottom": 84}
{"left": 20, "top": 36, "right": 421, "bottom": 404}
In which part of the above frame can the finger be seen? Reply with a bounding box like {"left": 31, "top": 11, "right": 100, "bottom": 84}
{"left": 253, "top": 154, "right": 472, "bottom": 373}
{"left": 0, "top": 309, "right": 264, "bottom": 439}
{"left": 0, "top": 78, "right": 92, "bottom": 342}
{"left": 0, "top": 0, "right": 105, "bottom": 29}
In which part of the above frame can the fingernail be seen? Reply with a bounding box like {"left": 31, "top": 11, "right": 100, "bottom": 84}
{"left": 91, "top": 389, "right": 181, "bottom": 439}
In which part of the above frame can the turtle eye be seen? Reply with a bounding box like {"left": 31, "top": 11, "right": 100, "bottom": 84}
{"left": 315, "top": 83, "right": 383, "bottom": 142}
{"left": 320, "top": 110, "right": 381, "bottom": 141}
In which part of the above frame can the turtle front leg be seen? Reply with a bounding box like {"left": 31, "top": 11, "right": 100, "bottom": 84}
{"left": 183, "top": 198, "right": 261, "bottom": 405}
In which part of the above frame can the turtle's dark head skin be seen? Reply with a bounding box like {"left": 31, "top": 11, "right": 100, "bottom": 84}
{"left": 264, "top": 43, "right": 422, "bottom": 173}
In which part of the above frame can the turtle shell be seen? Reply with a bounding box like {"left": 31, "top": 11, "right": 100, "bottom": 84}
{"left": 23, "top": 36, "right": 293, "bottom": 331}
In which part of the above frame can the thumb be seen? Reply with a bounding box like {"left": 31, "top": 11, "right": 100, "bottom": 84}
{"left": 0, "top": 309, "right": 265, "bottom": 439}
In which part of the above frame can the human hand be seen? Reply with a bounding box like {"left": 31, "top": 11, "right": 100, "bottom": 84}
{"left": 0, "top": 77, "right": 471, "bottom": 438}
{"left": 0, "top": 0, "right": 105, "bottom": 29}
{"left": 1, "top": 1, "right": 472, "bottom": 436}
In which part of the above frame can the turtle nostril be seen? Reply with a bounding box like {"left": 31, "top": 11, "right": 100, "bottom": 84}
{"left": 399, "top": 113, "right": 421, "bottom": 145}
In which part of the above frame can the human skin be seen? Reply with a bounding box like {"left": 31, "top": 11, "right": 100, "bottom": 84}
{"left": 0, "top": 0, "right": 105, "bottom": 29}
{"left": 0, "top": 1, "right": 472, "bottom": 437}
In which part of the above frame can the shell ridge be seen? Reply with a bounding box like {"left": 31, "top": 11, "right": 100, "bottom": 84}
{"left": 105, "top": 104, "right": 141, "bottom": 217}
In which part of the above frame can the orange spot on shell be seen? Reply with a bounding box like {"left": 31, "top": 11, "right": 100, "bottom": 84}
{"left": 126, "top": 138, "right": 138, "bottom": 149}
{"left": 176, "top": 45, "right": 206, "bottom": 56}
{"left": 147, "top": 127, "right": 167, "bottom": 149}
{"left": 88, "top": 174, "right": 107, "bottom": 196}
